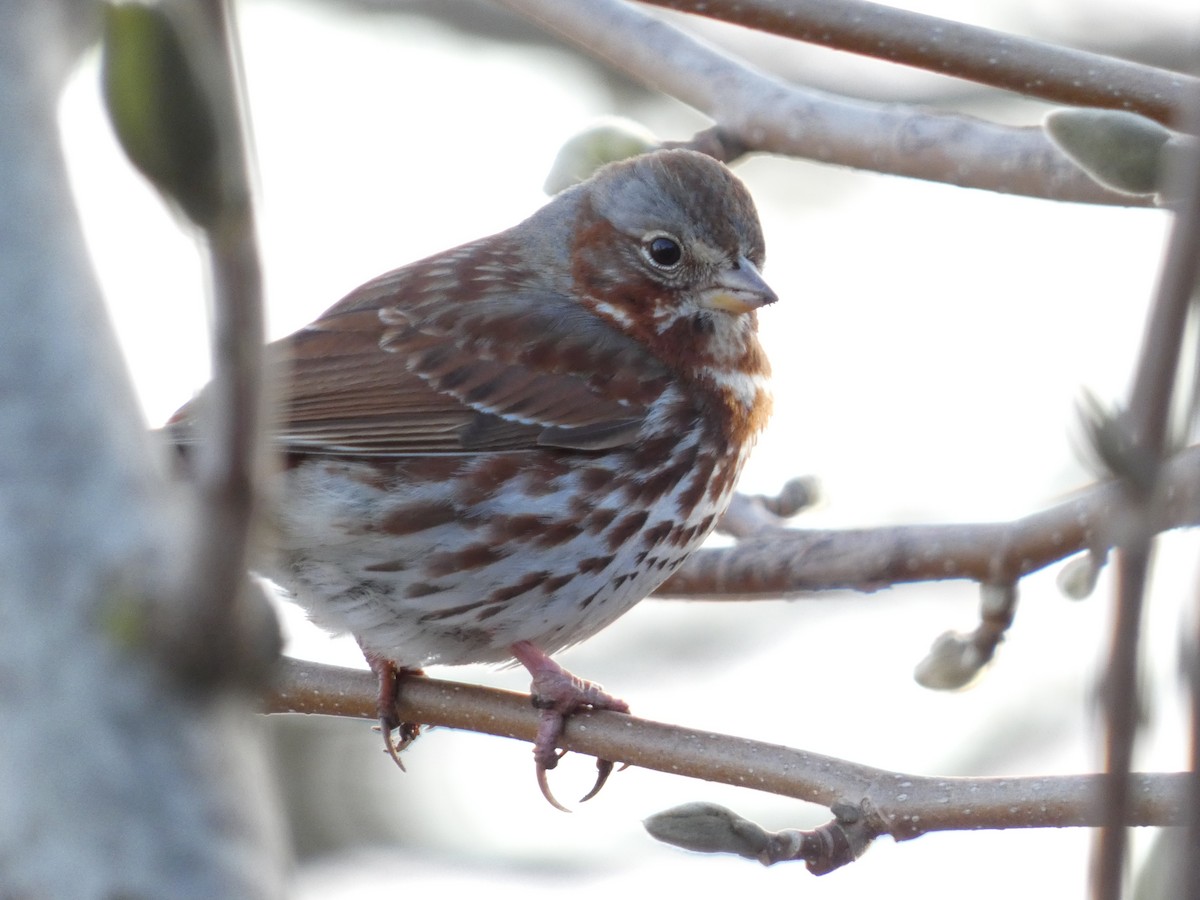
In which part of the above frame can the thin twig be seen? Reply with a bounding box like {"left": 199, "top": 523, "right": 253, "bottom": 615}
{"left": 1093, "top": 544, "right": 1150, "bottom": 898}
{"left": 1090, "top": 83, "right": 1200, "bottom": 900}
{"left": 491, "top": 0, "right": 1146, "bottom": 206}
{"left": 641, "top": 0, "right": 1196, "bottom": 127}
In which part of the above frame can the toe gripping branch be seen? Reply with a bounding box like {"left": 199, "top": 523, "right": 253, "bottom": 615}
{"left": 530, "top": 689, "right": 627, "bottom": 812}
{"left": 363, "top": 651, "right": 423, "bottom": 767}
{"left": 511, "top": 640, "right": 631, "bottom": 811}
{"left": 362, "top": 642, "right": 631, "bottom": 810}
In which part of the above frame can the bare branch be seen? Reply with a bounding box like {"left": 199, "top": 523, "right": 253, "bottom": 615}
{"left": 641, "top": 0, "right": 1196, "bottom": 128}
{"left": 493, "top": 0, "right": 1150, "bottom": 206}
{"left": 269, "top": 658, "right": 1188, "bottom": 839}
{"left": 1127, "top": 143, "right": 1200, "bottom": 453}
{"left": 153, "top": 1, "right": 276, "bottom": 687}
{"left": 185, "top": 1, "right": 265, "bottom": 613}
{"left": 659, "top": 443, "right": 1200, "bottom": 599}
{"left": 1089, "top": 83, "right": 1200, "bottom": 900}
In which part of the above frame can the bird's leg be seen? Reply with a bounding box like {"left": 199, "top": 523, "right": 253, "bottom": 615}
{"left": 509, "top": 640, "right": 630, "bottom": 810}
{"left": 359, "top": 646, "right": 422, "bottom": 768}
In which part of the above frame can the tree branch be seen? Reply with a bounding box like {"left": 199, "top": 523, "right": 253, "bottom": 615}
{"left": 1088, "top": 79, "right": 1200, "bottom": 900}
{"left": 268, "top": 658, "right": 1188, "bottom": 841}
{"left": 658, "top": 443, "right": 1200, "bottom": 599}
{"left": 492, "top": 0, "right": 1150, "bottom": 206}
{"left": 641, "top": 0, "right": 1197, "bottom": 128}
{"left": 112, "top": 0, "right": 281, "bottom": 687}
{"left": 182, "top": 0, "right": 268, "bottom": 665}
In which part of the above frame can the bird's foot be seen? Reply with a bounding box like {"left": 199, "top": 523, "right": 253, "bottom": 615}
{"left": 362, "top": 649, "right": 423, "bottom": 768}
{"left": 510, "top": 640, "right": 630, "bottom": 811}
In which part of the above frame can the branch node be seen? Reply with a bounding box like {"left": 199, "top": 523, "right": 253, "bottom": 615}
{"left": 663, "top": 125, "right": 748, "bottom": 164}
{"left": 1078, "top": 393, "right": 1160, "bottom": 497}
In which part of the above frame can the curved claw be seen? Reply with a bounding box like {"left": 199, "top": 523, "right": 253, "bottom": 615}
{"left": 537, "top": 751, "right": 623, "bottom": 809}
{"left": 511, "top": 640, "right": 632, "bottom": 810}
{"left": 579, "top": 758, "right": 614, "bottom": 803}
{"left": 531, "top": 705, "right": 627, "bottom": 808}
{"left": 377, "top": 720, "right": 408, "bottom": 770}
{"left": 536, "top": 760, "right": 574, "bottom": 813}
{"left": 361, "top": 648, "right": 423, "bottom": 769}
{"left": 376, "top": 719, "right": 421, "bottom": 770}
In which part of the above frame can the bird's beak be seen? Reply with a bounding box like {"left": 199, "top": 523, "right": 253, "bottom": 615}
{"left": 698, "top": 257, "right": 778, "bottom": 315}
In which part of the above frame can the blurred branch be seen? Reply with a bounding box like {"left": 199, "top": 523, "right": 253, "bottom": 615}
{"left": 1187, "top": 576, "right": 1200, "bottom": 900}
{"left": 642, "top": 0, "right": 1196, "bottom": 128}
{"left": 179, "top": 1, "right": 265, "bottom": 639}
{"left": 269, "top": 658, "right": 1188, "bottom": 848}
{"left": 1088, "top": 85, "right": 1200, "bottom": 900}
{"left": 139, "top": 1, "right": 277, "bottom": 685}
{"left": 102, "top": 1, "right": 277, "bottom": 684}
{"left": 492, "top": 0, "right": 1150, "bottom": 206}
{"left": 0, "top": 1, "right": 282, "bottom": 894}
{"left": 658, "top": 443, "right": 1200, "bottom": 599}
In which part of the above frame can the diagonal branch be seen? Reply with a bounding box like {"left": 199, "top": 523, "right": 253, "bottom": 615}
{"left": 492, "top": 0, "right": 1149, "bottom": 206}
{"left": 641, "top": 0, "right": 1197, "bottom": 127}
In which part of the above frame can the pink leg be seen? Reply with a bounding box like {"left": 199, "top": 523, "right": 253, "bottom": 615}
{"left": 510, "top": 640, "right": 630, "bottom": 810}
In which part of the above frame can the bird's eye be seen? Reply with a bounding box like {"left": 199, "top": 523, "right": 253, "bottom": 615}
{"left": 643, "top": 235, "right": 683, "bottom": 269}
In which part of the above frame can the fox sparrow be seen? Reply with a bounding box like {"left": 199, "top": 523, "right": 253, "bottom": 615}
{"left": 172, "top": 148, "right": 775, "bottom": 806}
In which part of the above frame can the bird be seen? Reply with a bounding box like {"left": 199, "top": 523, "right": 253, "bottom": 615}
{"left": 169, "top": 147, "right": 776, "bottom": 807}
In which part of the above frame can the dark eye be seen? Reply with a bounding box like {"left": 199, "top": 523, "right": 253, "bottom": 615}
{"left": 644, "top": 235, "right": 683, "bottom": 269}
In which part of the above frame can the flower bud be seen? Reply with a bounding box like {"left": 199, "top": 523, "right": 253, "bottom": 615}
{"left": 1057, "top": 552, "right": 1103, "bottom": 600}
{"left": 102, "top": 3, "right": 220, "bottom": 225}
{"left": 643, "top": 801, "right": 771, "bottom": 859}
{"left": 544, "top": 118, "right": 660, "bottom": 194}
{"left": 914, "top": 630, "right": 987, "bottom": 691}
{"left": 1044, "top": 108, "right": 1172, "bottom": 197}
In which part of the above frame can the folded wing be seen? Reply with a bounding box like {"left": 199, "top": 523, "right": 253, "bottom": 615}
{"left": 269, "top": 257, "right": 671, "bottom": 457}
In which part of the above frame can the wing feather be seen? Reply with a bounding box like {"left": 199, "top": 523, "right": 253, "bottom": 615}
{"left": 264, "top": 248, "right": 671, "bottom": 457}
